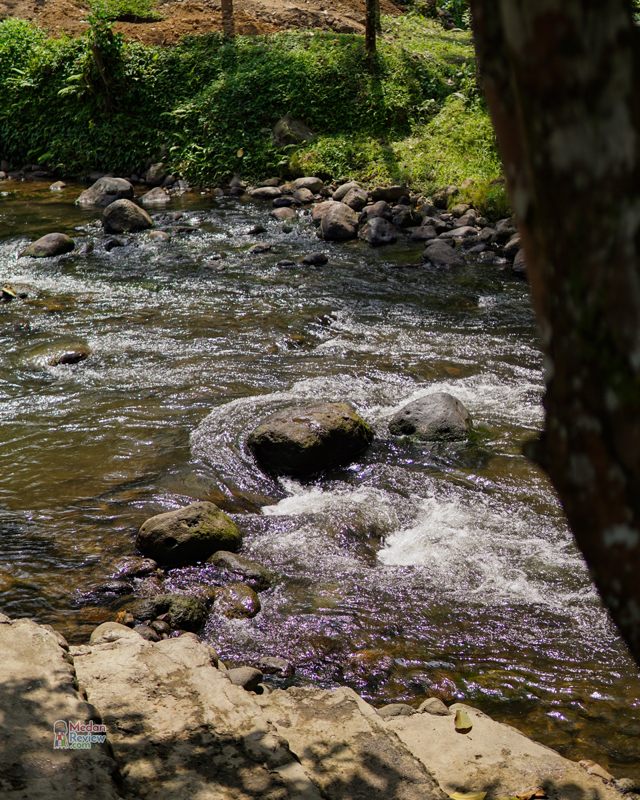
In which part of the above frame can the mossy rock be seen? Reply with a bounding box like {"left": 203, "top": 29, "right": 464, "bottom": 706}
{"left": 152, "top": 594, "right": 208, "bottom": 632}
{"left": 136, "top": 501, "right": 242, "bottom": 566}
{"left": 247, "top": 402, "right": 373, "bottom": 476}
{"left": 215, "top": 583, "right": 261, "bottom": 619}
{"left": 208, "top": 551, "right": 273, "bottom": 591}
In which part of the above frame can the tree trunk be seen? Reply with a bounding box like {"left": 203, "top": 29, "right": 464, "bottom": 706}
{"left": 467, "top": 0, "right": 640, "bottom": 665}
{"left": 365, "top": 0, "right": 376, "bottom": 65}
{"left": 375, "top": 0, "right": 381, "bottom": 32}
{"left": 221, "top": 0, "right": 235, "bottom": 39}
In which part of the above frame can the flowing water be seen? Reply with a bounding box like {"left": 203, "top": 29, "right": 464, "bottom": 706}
{"left": 1, "top": 179, "right": 639, "bottom": 780}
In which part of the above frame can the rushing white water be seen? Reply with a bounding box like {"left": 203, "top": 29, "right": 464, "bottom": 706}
{"left": 1, "top": 180, "right": 638, "bottom": 779}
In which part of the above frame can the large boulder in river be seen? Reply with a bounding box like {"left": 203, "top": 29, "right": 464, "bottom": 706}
{"left": 312, "top": 200, "right": 341, "bottom": 227}
{"left": 358, "top": 217, "right": 398, "bottom": 247}
{"left": 342, "top": 187, "right": 369, "bottom": 212}
{"left": 389, "top": 393, "right": 472, "bottom": 441}
{"left": 215, "top": 583, "right": 261, "bottom": 619}
{"left": 141, "top": 187, "right": 170, "bottom": 206}
{"left": 76, "top": 176, "right": 134, "bottom": 206}
{"left": 250, "top": 186, "right": 282, "bottom": 201}
{"left": 248, "top": 402, "right": 373, "bottom": 476}
{"left": 136, "top": 501, "right": 242, "bottom": 566}
{"left": 332, "top": 181, "right": 363, "bottom": 202}
{"left": 20, "top": 232, "right": 74, "bottom": 258}
{"left": 320, "top": 203, "right": 359, "bottom": 241}
{"left": 103, "top": 199, "right": 153, "bottom": 233}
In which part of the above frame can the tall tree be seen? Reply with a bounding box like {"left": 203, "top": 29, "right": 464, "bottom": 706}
{"left": 366, "top": 0, "right": 377, "bottom": 64}
{"left": 221, "top": 0, "right": 235, "bottom": 39}
{"left": 467, "top": 0, "right": 640, "bottom": 665}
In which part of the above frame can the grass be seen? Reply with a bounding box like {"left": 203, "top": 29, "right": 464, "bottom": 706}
{"left": 0, "top": 6, "right": 505, "bottom": 214}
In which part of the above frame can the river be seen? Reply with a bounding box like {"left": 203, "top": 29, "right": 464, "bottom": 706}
{"left": 1, "top": 178, "right": 638, "bottom": 780}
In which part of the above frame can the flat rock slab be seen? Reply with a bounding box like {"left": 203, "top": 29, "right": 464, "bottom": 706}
{"left": 247, "top": 402, "right": 373, "bottom": 476}
{"left": 257, "top": 686, "right": 448, "bottom": 800}
{"left": 0, "top": 616, "right": 121, "bottom": 799}
{"left": 387, "top": 703, "right": 622, "bottom": 800}
{"left": 73, "top": 627, "right": 323, "bottom": 800}
{"left": 389, "top": 392, "right": 472, "bottom": 441}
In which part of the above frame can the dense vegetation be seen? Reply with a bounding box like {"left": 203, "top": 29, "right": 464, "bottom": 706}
{"left": 0, "top": 4, "right": 506, "bottom": 212}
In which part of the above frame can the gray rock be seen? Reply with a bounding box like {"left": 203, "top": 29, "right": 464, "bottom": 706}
{"left": 248, "top": 243, "right": 272, "bottom": 254}
{"left": 392, "top": 205, "right": 418, "bottom": 228}
{"left": 271, "top": 207, "right": 296, "bottom": 221}
{"left": 104, "top": 238, "right": 123, "bottom": 252}
{"left": 227, "top": 666, "right": 264, "bottom": 692}
{"left": 358, "top": 200, "right": 393, "bottom": 224}
{"left": 90, "top": 621, "right": 141, "bottom": 645}
{"left": 450, "top": 203, "right": 471, "bottom": 217}
{"left": 301, "top": 251, "right": 328, "bottom": 266}
{"left": 495, "top": 217, "right": 518, "bottom": 243}
{"left": 141, "top": 187, "right": 170, "bottom": 206}
{"left": 377, "top": 704, "right": 415, "bottom": 718}
{"left": 215, "top": 582, "right": 261, "bottom": 619}
{"left": 479, "top": 226, "right": 497, "bottom": 243}
{"left": 421, "top": 240, "right": 465, "bottom": 267}
{"left": 257, "top": 656, "right": 295, "bottom": 678}
{"left": 147, "top": 230, "right": 171, "bottom": 242}
{"left": 342, "top": 187, "right": 369, "bottom": 212}
{"left": 292, "top": 176, "right": 323, "bottom": 194}
{"left": 50, "top": 180, "right": 66, "bottom": 191}
{"left": 134, "top": 624, "right": 161, "bottom": 642}
{"left": 410, "top": 225, "right": 438, "bottom": 242}
{"left": 271, "top": 115, "right": 315, "bottom": 148}
{"left": 512, "top": 248, "right": 527, "bottom": 279}
{"left": 20, "top": 232, "right": 75, "bottom": 258}
{"left": 448, "top": 225, "right": 478, "bottom": 239}
{"left": 312, "top": 200, "right": 341, "bottom": 227}
{"left": 389, "top": 392, "right": 472, "bottom": 441}
{"left": 293, "top": 187, "right": 314, "bottom": 204}
{"left": 320, "top": 203, "right": 359, "bottom": 241}
{"left": 504, "top": 233, "right": 522, "bottom": 259}
{"left": 77, "top": 176, "right": 134, "bottom": 206}
{"left": 146, "top": 163, "right": 167, "bottom": 186}
{"left": 250, "top": 186, "right": 282, "bottom": 200}
{"left": 136, "top": 501, "right": 242, "bottom": 566}
{"left": 248, "top": 402, "right": 373, "bottom": 476}
{"left": 208, "top": 550, "right": 273, "bottom": 591}
{"left": 332, "top": 181, "right": 363, "bottom": 202}
{"left": 273, "top": 196, "right": 298, "bottom": 207}
{"left": 103, "top": 199, "right": 153, "bottom": 233}
{"left": 418, "top": 697, "right": 451, "bottom": 716}
{"left": 358, "top": 217, "right": 398, "bottom": 246}
{"left": 259, "top": 177, "right": 282, "bottom": 188}
{"left": 370, "top": 185, "right": 409, "bottom": 203}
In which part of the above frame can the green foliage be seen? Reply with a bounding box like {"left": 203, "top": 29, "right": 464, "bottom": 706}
{"left": 408, "top": 0, "right": 471, "bottom": 29}
{"left": 90, "top": 0, "right": 160, "bottom": 21}
{"left": 0, "top": 12, "right": 502, "bottom": 201}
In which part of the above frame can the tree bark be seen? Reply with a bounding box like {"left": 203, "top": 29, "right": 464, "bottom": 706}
{"left": 366, "top": 0, "right": 376, "bottom": 65}
{"left": 467, "top": 0, "right": 640, "bottom": 664}
{"left": 221, "top": 0, "right": 235, "bottom": 39}
{"left": 375, "top": 0, "right": 381, "bottom": 32}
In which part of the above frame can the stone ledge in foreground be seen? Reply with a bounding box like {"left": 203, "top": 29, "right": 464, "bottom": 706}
{"left": 0, "top": 614, "right": 627, "bottom": 800}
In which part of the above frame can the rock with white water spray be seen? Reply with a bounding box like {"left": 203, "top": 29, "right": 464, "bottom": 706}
{"left": 248, "top": 402, "right": 373, "bottom": 476}
{"left": 389, "top": 393, "right": 472, "bottom": 441}
{"left": 208, "top": 550, "right": 273, "bottom": 591}
{"left": 215, "top": 582, "right": 261, "bottom": 619}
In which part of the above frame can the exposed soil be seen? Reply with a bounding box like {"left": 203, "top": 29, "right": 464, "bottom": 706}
{"left": 0, "top": 0, "right": 406, "bottom": 44}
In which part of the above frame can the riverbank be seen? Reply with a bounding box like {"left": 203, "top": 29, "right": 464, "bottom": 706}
{"left": 2, "top": 611, "right": 634, "bottom": 800}
{"left": 0, "top": 8, "right": 505, "bottom": 211}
